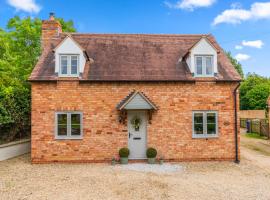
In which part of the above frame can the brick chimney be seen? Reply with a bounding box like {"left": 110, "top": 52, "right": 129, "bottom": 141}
{"left": 41, "top": 12, "right": 62, "bottom": 49}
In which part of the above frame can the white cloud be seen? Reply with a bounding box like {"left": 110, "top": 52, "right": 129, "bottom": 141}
{"left": 235, "top": 45, "right": 243, "bottom": 50}
{"left": 7, "top": 0, "right": 41, "bottom": 13}
{"left": 213, "top": 2, "right": 270, "bottom": 25}
{"left": 165, "top": 0, "right": 216, "bottom": 11}
{"left": 235, "top": 53, "right": 250, "bottom": 61}
{"left": 242, "top": 40, "right": 264, "bottom": 48}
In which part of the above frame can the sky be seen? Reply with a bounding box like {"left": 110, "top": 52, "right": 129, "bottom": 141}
{"left": 0, "top": 0, "right": 270, "bottom": 77}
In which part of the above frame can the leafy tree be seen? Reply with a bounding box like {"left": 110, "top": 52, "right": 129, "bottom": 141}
{"left": 226, "top": 51, "right": 244, "bottom": 78}
{"left": 0, "top": 16, "right": 76, "bottom": 142}
{"left": 240, "top": 73, "right": 270, "bottom": 110}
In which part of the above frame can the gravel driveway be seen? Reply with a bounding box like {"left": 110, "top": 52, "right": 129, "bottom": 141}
{"left": 1, "top": 137, "right": 270, "bottom": 200}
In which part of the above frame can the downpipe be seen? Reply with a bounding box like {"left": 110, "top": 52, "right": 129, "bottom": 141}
{"left": 234, "top": 83, "right": 241, "bottom": 164}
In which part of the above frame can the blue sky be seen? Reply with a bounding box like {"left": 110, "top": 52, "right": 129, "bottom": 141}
{"left": 0, "top": 0, "right": 270, "bottom": 77}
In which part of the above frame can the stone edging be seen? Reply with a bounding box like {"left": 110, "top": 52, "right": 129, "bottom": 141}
{"left": 0, "top": 138, "right": 31, "bottom": 148}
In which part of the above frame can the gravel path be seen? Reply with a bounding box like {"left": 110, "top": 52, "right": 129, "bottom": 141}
{"left": 1, "top": 136, "right": 270, "bottom": 200}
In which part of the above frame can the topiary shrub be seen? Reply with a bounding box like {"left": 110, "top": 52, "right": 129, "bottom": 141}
{"left": 146, "top": 147, "right": 157, "bottom": 158}
{"left": 119, "top": 147, "right": 130, "bottom": 158}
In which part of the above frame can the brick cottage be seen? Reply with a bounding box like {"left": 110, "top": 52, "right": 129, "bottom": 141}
{"left": 29, "top": 14, "right": 241, "bottom": 163}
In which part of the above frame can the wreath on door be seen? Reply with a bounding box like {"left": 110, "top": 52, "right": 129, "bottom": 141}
{"left": 131, "top": 116, "right": 142, "bottom": 131}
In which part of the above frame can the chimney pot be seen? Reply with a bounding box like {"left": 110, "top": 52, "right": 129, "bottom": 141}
{"left": 41, "top": 13, "right": 62, "bottom": 49}
{"left": 49, "top": 12, "right": 55, "bottom": 20}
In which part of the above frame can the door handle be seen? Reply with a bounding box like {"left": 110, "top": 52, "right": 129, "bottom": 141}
{"left": 129, "top": 132, "right": 132, "bottom": 138}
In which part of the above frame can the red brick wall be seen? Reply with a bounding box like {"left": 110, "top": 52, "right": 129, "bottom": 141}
{"left": 31, "top": 81, "right": 239, "bottom": 163}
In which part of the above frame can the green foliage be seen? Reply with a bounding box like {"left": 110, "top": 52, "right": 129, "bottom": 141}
{"left": 245, "top": 133, "right": 267, "bottom": 140}
{"left": 0, "top": 16, "right": 76, "bottom": 142}
{"left": 226, "top": 51, "right": 244, "bottom": 78}
{"left": 56, "top": 18, "right": 76, "bottom": 32}
{"left": 119, "top": 147, "right": 130, "bottom": 158}
{"left": 146, "top": 147, "right": 157, "bottom": 158}
{"left": 240, "top": 73, "right": 270, "bottom": 110}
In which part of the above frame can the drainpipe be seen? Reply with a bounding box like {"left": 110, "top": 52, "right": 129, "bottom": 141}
{"left": 234, "top": 83, "right": 241, "bottom": 163}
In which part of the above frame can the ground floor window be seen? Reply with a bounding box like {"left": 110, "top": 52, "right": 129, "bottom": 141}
{"left": 192, "top": 111, "right": 218, "bottom": 138}
{"left": 55, "top": 112, "right": 83, "bottom": 139}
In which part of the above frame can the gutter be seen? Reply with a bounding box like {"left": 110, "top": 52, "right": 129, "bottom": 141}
{"left": 234, "top": 82, "right": 241, "bottom": 163}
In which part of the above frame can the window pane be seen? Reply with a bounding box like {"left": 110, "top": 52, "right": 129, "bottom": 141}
{"left": 207, "top": 113, "right": 216, "bottom": 135}
{"left": 61, "top": 56, "right": 68, "bottom": 74}
{"left": 196, "top": 57, "right": 203, "bottom": 75}
{"left": 194, "top": 113, "right": 203, "bottom": 123}
{"left": 195, "top": 124, "right": 203, "bottom": 134}
{"left": 71, "top": 114, "right": 81, "bottom": 136}
{"left": 207, "top": 124, "right": 216, "bottom": 134}
{"left": 71, "top": 56, "right": 78, "bottom": 75}
{"left": 206, "top": 57, "right": 213, "bottom": 75}
{"left": 57, "top": 114, "right": 67, "bottom": 136}
{"left": 194, "top": 113, "right": 203, "bottom": 135}
{"left": 207, "top": 113, "right": 216, "bottom": 123}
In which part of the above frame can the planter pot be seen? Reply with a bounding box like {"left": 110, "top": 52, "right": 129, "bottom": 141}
{"left": 159, "top": 160, "right": 164, "bottom": 165}
{"left": 120, "top": 157, "right": 128, "bottom": 164}
{"left": 147, "top": 157, "right": 156, "bottom": 164}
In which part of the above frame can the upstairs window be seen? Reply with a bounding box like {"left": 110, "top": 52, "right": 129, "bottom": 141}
{"left": 192, "top": 111, "right": 218, "bottom": 138}
{"left": 195, "top": 55, "right": 214, "bottom": 77}
{"left": 60, "top": 55, "right": 79, "bottom": 77}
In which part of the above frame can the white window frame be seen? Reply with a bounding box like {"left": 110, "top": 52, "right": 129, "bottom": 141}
{"left": 55, "top": 111, "right": 83, "bottom": 140}
{"left": 194, "top": 55, "right": 214, "bottom": 77}
{"left": 192, "top": 111, "right": 218, "bottom": 138}
{"left": 59, "top": 54, "right": 79, "bottom": 77}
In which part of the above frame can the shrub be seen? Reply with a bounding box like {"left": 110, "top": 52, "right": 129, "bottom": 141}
{"left": 119, "top": 147, "right": 129, "bottom": 158}
{"left": 146, "top": 147, "right": 157, "bottom": 158}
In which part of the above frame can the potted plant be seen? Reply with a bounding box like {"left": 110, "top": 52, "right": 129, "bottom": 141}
{"left": 146, "top": 147, "right": 157, "bottom": 164}
{"left": 119, "top": 147, "right": 129, "bottom": 164}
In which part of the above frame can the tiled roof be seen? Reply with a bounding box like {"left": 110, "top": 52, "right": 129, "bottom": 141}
{"left": 29, "top": 33, "right": 241, "bottom": 82}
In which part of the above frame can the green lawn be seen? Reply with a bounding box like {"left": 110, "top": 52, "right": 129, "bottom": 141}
{"left": 245, "top": 133, "right": 268, "bottom": 140}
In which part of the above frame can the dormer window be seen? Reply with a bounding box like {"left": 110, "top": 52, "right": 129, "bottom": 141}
{"left": 59, "top": 55, "right": 79, "bottom": 77}
{"left": 195, "top": 55, "right": 214, "bottom": 77}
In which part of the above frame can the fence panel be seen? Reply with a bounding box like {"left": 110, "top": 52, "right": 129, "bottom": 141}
{"left": 240, "top": 118, "right": 269, "bottom": 139}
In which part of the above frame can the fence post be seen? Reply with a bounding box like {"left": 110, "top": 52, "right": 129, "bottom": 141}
{"left": 259, "top": 120, "right": 262, "bottom": 136}
{"left": 250, "top": 119, "right": 252, "bottom": 133}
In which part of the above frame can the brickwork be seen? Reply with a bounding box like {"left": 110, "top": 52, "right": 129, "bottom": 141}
{"left": 41, "top": 18, "right": 62, "bottom": 49}
{"left": 31, "top": 81, "right": 240, "bottom": 163}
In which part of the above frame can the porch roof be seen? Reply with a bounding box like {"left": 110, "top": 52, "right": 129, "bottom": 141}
{"left": 116, "top": 91, "right": 158, "bottom": 110}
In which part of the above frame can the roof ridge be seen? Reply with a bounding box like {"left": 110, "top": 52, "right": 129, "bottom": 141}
{"left": 62, "top": 33, "right": 210, "bottom": 37}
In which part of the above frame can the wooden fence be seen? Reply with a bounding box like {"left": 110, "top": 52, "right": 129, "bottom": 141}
{"left": 240, "top": 118, "right": 269, "bottom": 138}
{"left": 239, "top": 110, "right": 266, "bottom": 119}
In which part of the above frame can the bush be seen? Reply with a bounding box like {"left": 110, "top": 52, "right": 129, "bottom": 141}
{"left": 119, "top": 147, "right": 129, "bottom": 158}
{"left": 146, "top": 147, "right": 157, "bottom": 158}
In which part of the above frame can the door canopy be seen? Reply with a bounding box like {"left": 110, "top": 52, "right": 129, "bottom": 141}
{"left": 117, "top": 91, "right": 158, "bottom": 124}
{"left": 117, "top": 91, "right": 158, "bottom": 111}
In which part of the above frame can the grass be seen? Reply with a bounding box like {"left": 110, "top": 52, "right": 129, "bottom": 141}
{"left": 244, "top": 133, "right": 268, "bottom": 140}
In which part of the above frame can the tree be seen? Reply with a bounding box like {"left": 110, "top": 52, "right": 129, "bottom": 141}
{"left": 0, "top": 16, "right": 76, "bottom": 142}
{"left": 240, "top": 73, "right": 270, "bottom": 110}
{"left": 226, "top": 52, "right": 244, "bottom": 78}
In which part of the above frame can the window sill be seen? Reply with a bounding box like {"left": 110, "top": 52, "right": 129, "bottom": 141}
{"left": 55, "top": 136, "right": 83, "bottom": 140}
{"left": 192, "top": 135, "right": 218, "bottom": 139}
{"left": 193, "top": 75, "right": 215, "bottom": 78}
{"left": 58, "top": 75, "right": 80, "bottom": 78}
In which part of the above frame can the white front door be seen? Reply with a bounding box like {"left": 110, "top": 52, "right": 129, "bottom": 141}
{"left": 128, "top": 111, "right": 147, "bottom": 159}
